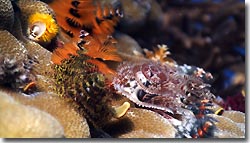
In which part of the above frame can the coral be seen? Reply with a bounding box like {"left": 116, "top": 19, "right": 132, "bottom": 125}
{"left": 175, "top": 101, "right": 218, "bottom": 138}
{"left": 0, "top": 90, "right": 64, "bottom": 138}
{"left": 0, "top": 30, "right": 34, "bottom": 91}
{"left": 105, "top": 108, "right": 176, "bottom": 138}
{"left": 0, "top": 30, "right": 28, "bottom": 69}
{"left": 112, "top": 60, "right": 223, "bottom": 138}
{"left": 0, "top": 0, "right": 245, "bottom": 139}
{"left": 223, "top": 92, "right": 245, "bottom": 112}
{"left": 8, "top": 90, "right": 90, "bottom": 138}
{"left": 221, "top": 110, "right": 245, "bottom": 123}
{"left": 121, "top": 0, "right": 245, "bottom": 105}
{"left": 208, "top": 112, "right": 245, "bottom": 138}
{"left": 0, "top": 0, "right": 14, "bottom": 31}
{"left": 0, "top": 0, "right": 56, "bottom": 93}
{"left": 119, "top": 0, "right": 155, "bottom": 28}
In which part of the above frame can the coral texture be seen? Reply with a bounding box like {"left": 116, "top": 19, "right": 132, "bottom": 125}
{"left": 0, "top": 90, "right": 64, "bottom": 138}
{"left": 0, "top": 0, "right": 55, "bottom": 93}
{"left": 9, "top": 90, "right": 90, "bottom": 138}
{"left": 0, "top": 0, "right": 14, "bottom": 30}
{"left": 117, "top": 108, "right": 176, "bottom": 138}
{"left": 0, "top": 30, "right": 34, "bottom": 90}
{"left": 208, "top": 112, "right": 245, "bottom": 138}
{"left": 102, "top": 107, "right": 176, "bottom": 138}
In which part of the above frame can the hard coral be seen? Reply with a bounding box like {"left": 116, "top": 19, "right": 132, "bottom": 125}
{"left": 0, "top": 30, "right": 34, "bottom": 91}
{"left": 208, "top": 112, "right": 245, "bottom": 138}
{"left": 222, "top": 110, "right": 245, "bottom": 123}
{"left": 144, "top": 44, "right": 176, "bottom": 66}
{"left": 0, "top": 90, "right": 64, "bottom": 138}
{"left": 121, "top": 108, "right": 176, "bottom": 138}
{"left": 0, "top": 0, "right": 56, "bottom": 93}
{"left": 104, "top": 108, "right": 176, "bottom": 138}
{"left": 9, "top": 90, "right": 90, "bottom": 138}
{"left": 0, "top": 0, "right": 14, "bottom": 31}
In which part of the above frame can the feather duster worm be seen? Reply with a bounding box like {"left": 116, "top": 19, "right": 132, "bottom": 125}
{"left": 0, "top": 0, "right": 57, "bottom": 93}
{"left": 112, "top": 61, "right": 220, "bottom": 138}
{"left": 51, "top": 31, "right": 121, "bottom": 75}
{"left": 112, "top": 61, "right": 215, "bottom": 114}
{"left": 48, "top": 0, "right": 96, "bottom": 39}
{"left": 53, "top": 51, "right": 128, "bottom": 128}
{"left": 16, "top": 0, "right": 59, "bottom": 44}
{"left": 28, "top": 12, "right": 59, "bottom": 43}
{"left": 48, "top": 0, "right": 122, "bottom": 75}
{"left": 48, "top": 0, "right": 121, "bottom": 39}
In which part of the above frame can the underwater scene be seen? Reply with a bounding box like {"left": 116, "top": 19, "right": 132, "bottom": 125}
{"left": 0, "top": 0, "right": 245, "bottom": 138}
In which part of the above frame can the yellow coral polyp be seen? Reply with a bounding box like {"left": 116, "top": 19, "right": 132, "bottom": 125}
{"left": 28, "top": 13, "right": 58, "bottom": 43}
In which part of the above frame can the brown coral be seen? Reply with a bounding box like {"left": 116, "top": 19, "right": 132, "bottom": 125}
{"left": 0, "top": 0, "right": 14, "bottom": 31}
{"left": 104, "top": 108, "right": 176, "bottom": 138}
{"left": 0, "top": 30, "right": 34, "bottom": 91}
{"left": 208, "top": 112, "right": 245, "bottom": 138}
{"left": 9, "top": 90, "right": 90, "bottom": 138}
{"left": 0, "top": 90, "right": 64, "bottom": 138}
{"left": 0, "top": 0, "right": 56, "bottom": 93}
{"left": 221, "top": 110, "right": 245, "bottom": 123}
